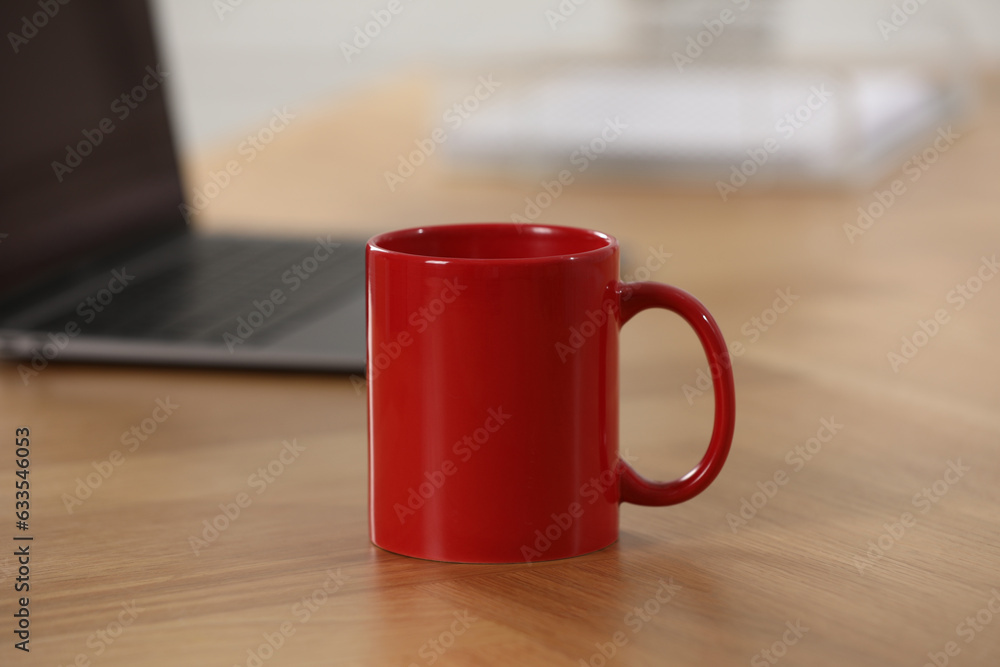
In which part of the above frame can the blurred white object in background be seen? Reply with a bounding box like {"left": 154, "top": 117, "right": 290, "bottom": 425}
{"left": 440, "top": 65, "right": 963, "bottom": 188}
{"left": 440, "top": 0, "right": 975, "bottom": 189}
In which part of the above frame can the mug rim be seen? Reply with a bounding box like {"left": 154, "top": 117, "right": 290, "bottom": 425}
{"left": 367, "top": 223, "right": 618, "bottom": 264}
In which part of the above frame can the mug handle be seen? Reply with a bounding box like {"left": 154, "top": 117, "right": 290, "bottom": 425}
{"left": 617, "top": 282, "right": 736, "bottom": 506}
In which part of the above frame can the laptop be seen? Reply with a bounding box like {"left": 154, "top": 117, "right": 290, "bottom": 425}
{"left": 0, "top": 0, "right": 367, "bottom": 374}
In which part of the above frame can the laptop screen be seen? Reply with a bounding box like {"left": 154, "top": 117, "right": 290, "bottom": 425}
{"left": 0, "top": 0, "right": 186, "bottom": 299}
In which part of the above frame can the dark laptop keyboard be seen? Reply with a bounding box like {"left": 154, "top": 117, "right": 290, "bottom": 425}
{"left": 31, "top": 235, "right": 366, "bottom": 344}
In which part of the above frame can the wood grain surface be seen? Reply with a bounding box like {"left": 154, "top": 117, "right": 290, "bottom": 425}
{"left": 1, "top": 74, "right": 998, "bottom": 667}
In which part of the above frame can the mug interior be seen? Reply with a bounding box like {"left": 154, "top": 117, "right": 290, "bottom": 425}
{"left": 370, "top": 224, "right": 614, "bottom": 261}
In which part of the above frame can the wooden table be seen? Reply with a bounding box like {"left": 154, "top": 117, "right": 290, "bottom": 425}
{"left": 3, "top": 75, "right": 999, "bottom": 667}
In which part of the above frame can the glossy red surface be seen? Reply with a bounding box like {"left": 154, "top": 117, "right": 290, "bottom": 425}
{"left": 367, "top": 224, "right": 735, "bottom": 563}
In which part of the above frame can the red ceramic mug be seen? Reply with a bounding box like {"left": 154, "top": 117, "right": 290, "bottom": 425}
{"left": 366, "top": 223, "right": 735, "bottom": 563}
